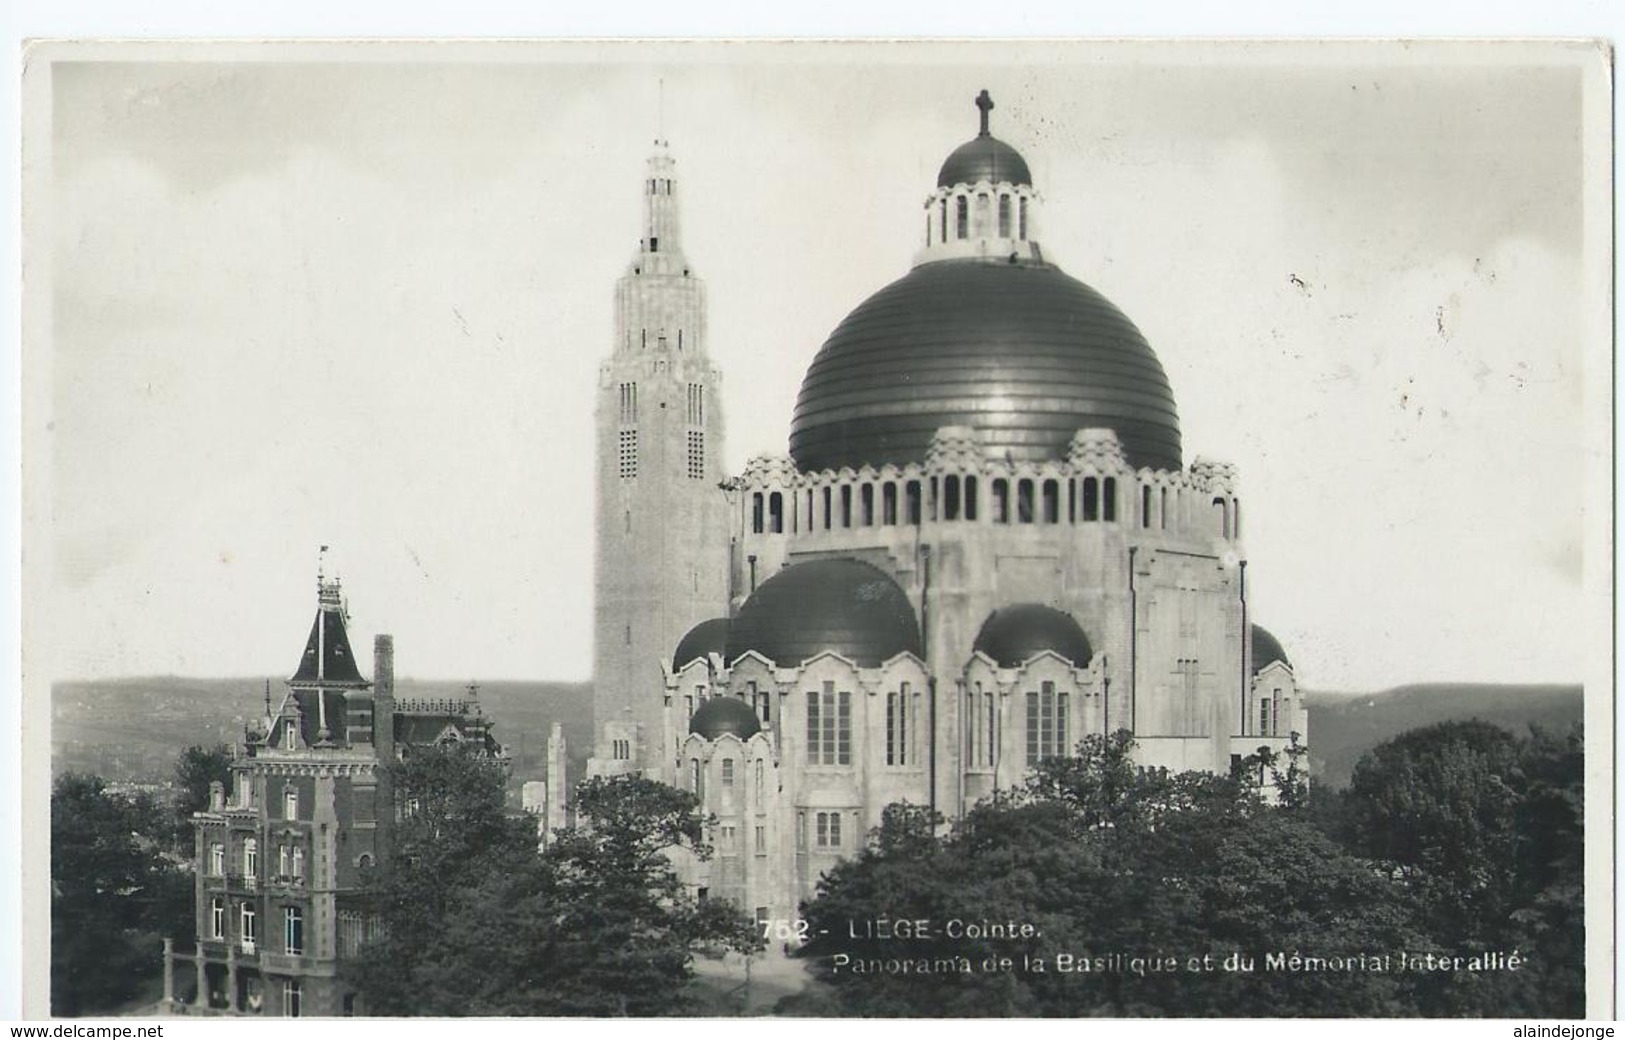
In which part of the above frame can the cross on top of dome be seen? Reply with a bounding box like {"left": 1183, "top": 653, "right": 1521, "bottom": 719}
{"left": 975, "top": 89, "right": 994, "bottom": 136}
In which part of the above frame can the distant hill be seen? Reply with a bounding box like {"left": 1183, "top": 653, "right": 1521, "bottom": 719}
{"left": 52, "top": 676, "right": 595, "bottom": 795}
{"left": 1305, "top": 683, "right": 1583, "bottom": 788}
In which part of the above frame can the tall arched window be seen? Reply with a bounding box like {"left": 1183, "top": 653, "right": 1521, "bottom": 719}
{"left": 992, "top": 478, "right": 1010, "bottom": 523}
{"left": 751, "top": 493, "right": 764, "bottom": 534}
{"left": 861, "top": 483, "right": 875, "bottom": 526}
{"left": 769, "top": 492, "right": 784, "bottom": 534}
{"left": 882, "top": 482, "right": 898, "bottom": 525}
{"left": 1213, "top": 496, "right": 1229, "bottom": 538}
{"left": 1042, "top": 480, "right": 1060, "bottom": 523}
{"left": 1017, "top": 480, "right": 1035, "bottom": 524}
{"left": 998, "top": 194, "right": 1011, "bottom": 237}
{"left": 964, "top": 476, "right": 979, "bottom": 520}
{"left": 943, "top": 475, "right": 961, "bottom": 521}
{"left": 1019, "top": 196, "right": 1029, "bottom": 239}
{"left": 1104, "top": 477, "right": 1118, "bottom": 522}
{"left": 956, "top": 196, "right": 968, "bottom": 239}
{"left": 1083, "top": 477, "right": 1099, "bottom": 522}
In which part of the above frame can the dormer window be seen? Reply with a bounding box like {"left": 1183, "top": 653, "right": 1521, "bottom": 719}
{"left": 283, "top": 719, "right": 297, "bottom": 748}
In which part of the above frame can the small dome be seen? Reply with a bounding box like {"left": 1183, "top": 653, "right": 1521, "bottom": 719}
{"left": 689, "top": 696, "right": 762, "bottom": 741}
{"left": 673, "top": 617, "right": 730, "bottom": 669}
{"left": 938, "top": 134, "right": 1032, "bottom": 189}
{"left": 973, "top": 604, "right": 1093, "bottom": 668}
{"left": 1251, "top": 625, "right": 1292, "bottom": 674}
{"left": 725, "top": 559, "right": 921, "bottom": 668}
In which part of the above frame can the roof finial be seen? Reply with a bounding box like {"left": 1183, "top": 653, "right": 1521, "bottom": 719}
{"left": 975, "top": 89, "right": 994, "bottom": 137}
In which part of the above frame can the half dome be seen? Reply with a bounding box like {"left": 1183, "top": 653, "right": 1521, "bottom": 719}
{"left": 1251, "top": 625, "right": 1291, "bottom": 675}
{"left": 673, "top": 617, "right": 730, "bottom": 669}
{"left": 689, "top": 696, "right": 762, "bottom": 741}
{"left": 973, "top": 604, "right": 1093, "bottom": 668}
{"left": 790, "top": 259, "right": 1182, "bottom": 473}
{"left": 725, "top": 558, "right": 921, "bottom": 668}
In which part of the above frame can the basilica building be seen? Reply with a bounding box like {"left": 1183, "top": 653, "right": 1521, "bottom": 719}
{"left": 589, "top": 92, "right": 1304, "bottom": 922}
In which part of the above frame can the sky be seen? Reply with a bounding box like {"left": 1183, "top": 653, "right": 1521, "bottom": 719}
{"left": 31, "top": 40, "right": 1610, "bottom": 692}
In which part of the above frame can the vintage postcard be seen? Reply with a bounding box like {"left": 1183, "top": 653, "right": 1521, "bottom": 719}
{"left": 17, "top": 40, "right": 1614, "bottom": 1022}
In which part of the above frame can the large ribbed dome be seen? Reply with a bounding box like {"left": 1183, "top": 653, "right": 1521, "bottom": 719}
{"left": 725, "top": 559, "right": 921, "bottom": 668}
{"left": 790, "top": 259, "right": 1182, "bottom": 473}
{"left": 973, "top": 604, "right": 1093, "bottom": 668}
{"left": 938, "top": 135, "right": 1032, "bottom": 188}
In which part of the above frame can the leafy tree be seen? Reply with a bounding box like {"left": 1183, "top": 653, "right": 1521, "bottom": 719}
{"left": 346, "top": 751, "right": 759, "bottom": 1015}
{"left": 51, "top": 773, "right": 190, "bottom": 1016}
{"left": 798, "top": 733, "right": 1440, "bottom": 1017}
{"left": 170, "top": 743, "right": 233, "bottom": 855}
{"left": 1337, "top": 721, "right": 1584, "bottom": 1016}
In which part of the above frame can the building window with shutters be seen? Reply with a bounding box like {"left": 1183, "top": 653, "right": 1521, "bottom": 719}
{"left": 243, "top": 838, "right": 258, "bottom": 879}
{"left": 240, "top": 904, "right": 258, "bottom": 951}
{"left": 210, "top": 843, "right": 224, "bottom": 876}
{"left": 721, "top": 758, "right": 735, "bottom": 786}
{"left": 285, "top": 907, "right": 304, "bottom": 955}
{"left": 210, "top": 898, "right": 225, "bottom": 940}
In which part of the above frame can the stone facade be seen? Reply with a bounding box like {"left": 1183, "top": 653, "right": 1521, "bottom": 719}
{"left": 165, "top": 576, "right": 498, "bottom": 1017}
{"left": 591, "top": 142, "right": 731, "bottom": 784}
{"left": 592, "top": 98, "right": 1306, "bottom": 922}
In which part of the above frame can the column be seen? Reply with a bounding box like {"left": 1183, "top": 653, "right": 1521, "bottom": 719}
{"left": 194, "top": 942, "right": 207, "bottom": 1008}
{"left": 162, "top": 938, "right": 175, "bottom": 1006}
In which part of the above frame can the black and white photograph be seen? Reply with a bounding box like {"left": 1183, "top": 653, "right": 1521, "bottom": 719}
{"left": 15, "top": 38, "right": 1613, "bottom": 1022}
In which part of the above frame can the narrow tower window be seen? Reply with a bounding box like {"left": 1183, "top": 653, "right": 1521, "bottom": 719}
{"left": 1019, "top": 196, "right": 1029, "bottom": 239}
{"left": 943, "top": 475, "right": 961, "bottom": 521}
{"left": 618, "top": 429, "right": 638, "bottom": 480}
{"left": 687, "top": 431, "right": 705, "bottom": 480}
{"left": 1042, "top": 479, "right": 1059, "bottom": 524}
{"left": 1083, "top": 477, "right": 1100, "bottom": 522}
{"left": 882, "top": 483, "right": 898, "bottom": 525}
{"left": 998, "top": 194, "right": 1011, "bottom": 237}
{"left": 1104, "top": 477, "right": 1118, "bottom": 522}
{"left": 956, "top": 196, "right": 969, "bottom": 239}
{"left": 769, "top": 492, "right": 784, "bottom": 533}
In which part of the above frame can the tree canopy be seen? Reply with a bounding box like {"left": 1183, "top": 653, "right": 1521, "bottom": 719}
{"left": 344, "top": 748, "right": 760, "bottom": 1015}
{"left": 51, "top": 773, "right": 190, "bottom": 1015}
{"left": 794, "top": 725, "right": 1583, "bottom": 1018}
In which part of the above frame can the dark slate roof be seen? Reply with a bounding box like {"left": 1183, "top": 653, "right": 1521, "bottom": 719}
{"left": 937, "top": 134, "right": 1032, "bottom": 188}
{"left": 725, "top": 558, "right": 921, "bottom": 669}
{"left": 290, "top": 689, "right": 348, "bottom": 747}
{"left": 1251, "top": 624, "right": 1292, "bottom": 675}
{"left": 673, "top": 618, "right": 731, "bottom": 669}
{"left": 973, "top": 604, "right": 1094, "bottom": 668}
{"left": 291, "top": 605, "right": 366, "bottom": 685}
{"left": 689, "top": 696, "right": 762, "bottom": 740}
{"left": 790, "top": 259, "right": 1182, "bottom": 473}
